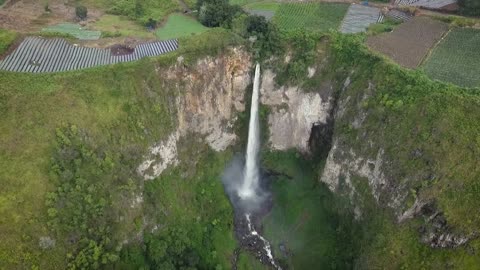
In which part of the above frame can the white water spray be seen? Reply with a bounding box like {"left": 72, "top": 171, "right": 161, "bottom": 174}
{"left": 239, "top": 63, "right": 261, "bottom": 200}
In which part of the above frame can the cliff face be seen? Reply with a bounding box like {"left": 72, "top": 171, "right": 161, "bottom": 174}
{"left": 260, "top": 69, "right": 333, "bottom": 153}
{"left": 129, "top": 41, "right": 478, "bottom": 267}
{"left": 259, "top": 41, "right": 480, "bottom": 256}
{"left": 138, "top": 48, "right": 252, "bottom": 180}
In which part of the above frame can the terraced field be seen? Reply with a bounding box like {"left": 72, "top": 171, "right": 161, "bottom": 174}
{"left": 0, "top": 37, "right": 178, "bottom": 73}
{"left": 423, "top": 28, "right": 480, "bottom": 88}
{"left": 272, "top": 3, "right": 349, "bottom": 32}
{"left": 340, "top": 4, "right": 383, "bottom": 34}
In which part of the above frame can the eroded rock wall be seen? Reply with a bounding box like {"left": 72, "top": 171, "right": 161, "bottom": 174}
{"left": 138, "top": 48, "right": 251, "bottom": 180}
{"left": 260, "top": 69, "right": 333, "bottom": 153}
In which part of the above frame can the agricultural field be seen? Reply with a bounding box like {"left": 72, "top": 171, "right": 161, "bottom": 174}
{"left": 156, "top": 14, "right": 208, "bottom": 40}
{"left": 244, "top": 1, "right": 280, "bottom": 11}
{"left": 272, "top": 3, "right": 349, "bottom": 32}
{"left": 42, "top": 23, "right": 101, "bottom": 40}
{"left": 423, "top": 28, "right": 480, "bottom": 88}
{"left": 366, "top": 17, "right": 448, "bottom": 68}
{"left": 340, "top": 4, "right": 382, "bottom": 34}
{"left": 90, "top": 15, "right": 155, "bottom": 39}
{"left": 230, "top": 0, "right": 265, "bottom": 6}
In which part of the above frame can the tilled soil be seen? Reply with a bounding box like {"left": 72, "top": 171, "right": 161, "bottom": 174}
{"left": 366, "top": 16, "right": 448, "bottom": 68}
{"left": 0, "top": 0, "right": 102, "bottom": 32}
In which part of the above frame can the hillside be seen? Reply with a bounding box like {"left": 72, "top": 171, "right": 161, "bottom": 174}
{"left": 1, "top": 0, "right": 480, "bottom": 269}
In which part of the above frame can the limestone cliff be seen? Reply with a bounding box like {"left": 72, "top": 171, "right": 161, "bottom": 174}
{"left": 138, "top": 48, "right": 252, "bottom": 180}
{"left": 260, "top": 69, "right": 333, "bottom": 153}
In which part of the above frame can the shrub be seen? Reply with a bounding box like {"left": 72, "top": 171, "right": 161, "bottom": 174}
{"left": 76, "top": 5, "right": 88, "bottom": 20}
{"left": 197, "top": 0, "right": 242, "bottom": 27}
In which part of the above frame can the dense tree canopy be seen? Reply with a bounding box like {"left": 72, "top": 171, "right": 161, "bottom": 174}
{"left": 458, "top": 0, "right": 480, "bottom": 16}
{"left": 197, "top": 0, "right": 242, "bottom": 27}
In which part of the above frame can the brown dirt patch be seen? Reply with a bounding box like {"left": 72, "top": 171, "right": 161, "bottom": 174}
{"left": 0, "top": 0, "right": 102, "bottom": 33}
{"left": 77, "top": 36, "right": 155, "bottom": 49}
{"left": 110, "top": 44, "right": 135, "bottom": 56}
{"left": 366, "top": 16, "right": 448, "bottom": 68}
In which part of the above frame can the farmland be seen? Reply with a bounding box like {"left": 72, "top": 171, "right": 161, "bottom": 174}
{"left": 272, "top": 3, "right": 349, "bottom": 32}
{"left": 423, "top": 28, "right": 480, "bottom": 88}
{"left": 42, "top": 23, "right": 101, "bottom": 40}
{"left": 156, "top": 14, "right": 208, "bottom": 40}
{"left": 366, "top": 17, "right": 448, "bottom": 68}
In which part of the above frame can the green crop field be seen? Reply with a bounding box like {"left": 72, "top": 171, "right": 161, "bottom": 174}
{"left": 272, "top": 3, "right": 349, "bottom": 32}
{"left": 42, "top": 23, "right": 101, "bottom": 40}
{"left": 423, "top": 28, "right": 480, "bottom": 88}
{"left": 244, "top": 1, "right": 280, "bottom": 11}
{"left": 156, "top": 14, "right": 208, "bottom": 40}
{"left": 230, "top": 0, "right": 268, "bottom": 6}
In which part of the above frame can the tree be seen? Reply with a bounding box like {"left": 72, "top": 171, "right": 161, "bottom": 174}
{"left": 197, "top": 0, "right": 242, "bottom": 27}
{"left": 76, "top": 5, "right": 88, "bottom": 20}
{"left": 458, "top": 0, "right": 480, "bottom": 16}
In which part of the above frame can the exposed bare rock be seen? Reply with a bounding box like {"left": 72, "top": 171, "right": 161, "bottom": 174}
{"left": 138, "top": 133, "right": 179, "bottom": 180}
{"left": 261, "top": 69, "right": 332, "bottom": 152}
{"left": 138, "top": 48, "right": 251, "bottom": 180}
{"left": 39, "top": 236, "right": 55, "bottom": 250}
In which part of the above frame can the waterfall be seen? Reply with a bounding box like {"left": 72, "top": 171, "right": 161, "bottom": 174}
{"left": 239, "top": 63, "right": 261, "bottom": 200}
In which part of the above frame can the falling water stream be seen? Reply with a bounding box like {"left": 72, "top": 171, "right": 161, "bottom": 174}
{"left": 237, "top": 64, "right": 281, "bottom": 269}
{"left": 239, "top": 63, "right": 261, "bottom": 199}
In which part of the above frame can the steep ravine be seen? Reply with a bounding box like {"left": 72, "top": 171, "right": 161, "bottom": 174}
{"left": 134, "top": 40, "right": 479, "bottom": 268}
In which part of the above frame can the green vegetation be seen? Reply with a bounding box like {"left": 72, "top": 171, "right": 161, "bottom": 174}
{"left": 136, "top": 144, "right": 237, "bottom": 269}
{"left": 0, "top": 28, "right": 17, "bottom": 55}
{"left": 329, "top": 33, "right": 480, "bottom": 267}
{"left": 106, "top": 0, "right": 180, "bottom": 25}
{"left": 230, "top": 0, "right": 263, "bottom": 6}
{"left": 76, "top": 5, "right": 88, "bottom": 20}
{"left": 91, "top": 14, "right": 155, "bottom": 38}
{"left": 262, "top": 151, "right": 357, "bottom": 269}
{"left": 0, "top": 30, "right": 241, "bottom": 269}
{"left": 423, "top": 28, "right": 480, "bottom": 88}
{"left": 367, "top": 18, "right": 401, "bottom": 35}
{"left": 42, "top": 23, "right": 101, "bottom": 40}
{"left": 197, "top": 0, "right": 243, "bottom": 27}
{"left": 156, "top": 13, "right": 208, "bottom": 40}
{"left": 458, "top": 0, "right": 480, "bottom": 16}
{"left": 272, "top": 3, "right": 349, "bottom": 33}
{"left": 244, "top": 1, "right": 280, "bottom": 11}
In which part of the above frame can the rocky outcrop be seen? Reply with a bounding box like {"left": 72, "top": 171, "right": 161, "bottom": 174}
{"left": 260, "top": 69, "right": 333, "bottom": 152}
{"left": 318, "top": 77, "right": 474, "bottom": 248}
{"left": 138, "top": 48, "right": 251, "bottom": 180}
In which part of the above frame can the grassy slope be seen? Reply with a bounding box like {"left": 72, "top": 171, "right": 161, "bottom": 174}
{"left": 0, "top": 28, "right": 17, "bottom": 55}
{"left": 329, "top": 34, "right": 480, "bottom": 268}
{"left": 0, "top": 29, "right": 242, "bottom": 269}
{"left": 423, "top": 28, "right": 480, "bottom": 88}
{"left": 156, "top": 13, "right": 208, "bottom": 40}
{"left": 90, "top": 15, "right": 155, "bottom": 38}
{"left": 262, "top": 151, "right": 357, "bottom": 269}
